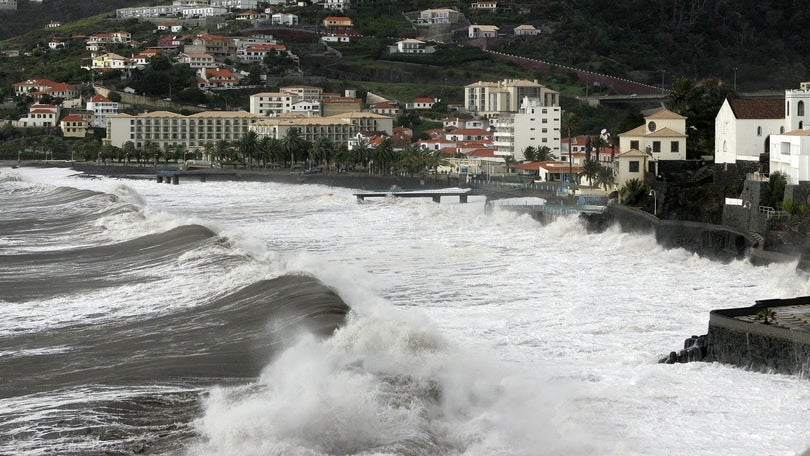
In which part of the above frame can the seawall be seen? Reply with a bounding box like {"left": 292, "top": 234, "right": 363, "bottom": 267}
{"left": 580, "top": 205, "right": 758, "bottom": 262}
{"left": 707, "top": 296, "right": 810, "bottom": 375}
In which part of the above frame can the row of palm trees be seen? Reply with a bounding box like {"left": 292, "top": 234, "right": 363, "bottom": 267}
{"left": 107, "top": 128, "right": 449, "bottom": 176}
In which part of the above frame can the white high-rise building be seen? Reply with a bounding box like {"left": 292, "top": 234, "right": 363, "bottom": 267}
{"left": 493, "top": 97, "right": 561, "bottom": 161}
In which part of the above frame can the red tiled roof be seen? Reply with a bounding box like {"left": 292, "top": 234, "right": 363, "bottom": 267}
{"left": 61, "top": 115, "right": 85, "bottom": 122}
{"left": 466, "top": 148, "right": 497, "bottom": 157}
{"left": 412, "top": 97, "right": 435, "bottom": 103}
{"left": 90, "top": 94, "right": 111, "bottom": 102}
{"left": 728, "top": 98, "right": 784, "bottom": 120}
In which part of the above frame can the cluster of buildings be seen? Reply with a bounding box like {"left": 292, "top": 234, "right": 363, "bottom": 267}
{"left": 0, "top": 0, "right": 44, "bottom": 12}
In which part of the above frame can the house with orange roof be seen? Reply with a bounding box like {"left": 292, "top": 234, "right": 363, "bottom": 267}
{"left": 60, "top": 114, "right": 89, "bottom": 138}
{"left": 370, "top": 101, "right": 400, "bottom": 117}
{"left": 512, "top": 161, "right": 582, "bottom": 183}
{"left": 407, "top": 97, "right": 437, "bottom": 110}
{"left": 178, "top": 52, "right": 215, "bottom": 69}
{"left": 185, "top": 33, "right": 236, "bottom": 61}
{"left": 13, "top": 79, "right": 79, "bottom": 100}
{"left": 13, "top": 104, "right": 60, "bottom": 128}
{"left": 197, "top": 67, "right": 238, "bottom": 90}
{"left": 322, "top": 16, "right": 353, "bottom": 30}
{"left": 86, "top": 94, "right": 119, "bottom": 128}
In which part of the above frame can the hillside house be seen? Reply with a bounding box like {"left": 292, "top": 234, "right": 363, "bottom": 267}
{"left": 406, "top": 97, "right": 437, "bottom": 110}
{"left": 271, "top": 13, "right": 298, "bottom": 25}
{"left": 468, "top": 24, "right": 499, "bottom": 38}
{"left": 389, "top": 39, "right": 435, "bottom": 54}
{"left": 86, "top": 94, "right": 119, "bottom": 128}
{"left": 322, "top": 16, "right": 353, "bottom": 30}
{"left": 178, "top": 52, "right": 215, "bottom": 69}
{"left": 514, "top": 24, "right": 540, "bottom": 36}
{"left": 59, "top": 114, "right": 89, "bottom": 138}
{"left": 13, "top": 79, "right": 79, "bottom": 100}
{"left": 14, "top": 104, "right": 60, "bottom": 128}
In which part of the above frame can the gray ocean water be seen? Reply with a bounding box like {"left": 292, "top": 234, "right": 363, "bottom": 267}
{"left": 0, "top": 174, "right": 350, "bottom": 454}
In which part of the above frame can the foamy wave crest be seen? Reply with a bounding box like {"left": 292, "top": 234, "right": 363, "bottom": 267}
{"left": 192, "top": 308, "right": 598, "bottom": 455}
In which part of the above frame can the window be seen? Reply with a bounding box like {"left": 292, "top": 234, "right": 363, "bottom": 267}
{"left": 630, "top": 140, "right": 639, "bottom": 150}
{"left": 800, "top": 101, "right": 805, "bottom": 116}
{"left": 757, "top": 126, "right": 762, "bottom": 136}
{"left": 629, "top": 161, "right": 639, "bottom": 172}
{"left": 652, "top": 141, "right": 661, "bottom": 152}
{"left": 671, "top": 141, "right": 679, "bottom": 152}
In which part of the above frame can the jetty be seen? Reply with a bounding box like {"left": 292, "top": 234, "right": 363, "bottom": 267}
{"left": 353, "top": 188, "right": 475, "bottom": 203}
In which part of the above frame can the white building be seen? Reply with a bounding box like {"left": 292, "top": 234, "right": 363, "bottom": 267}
{"left": 468, "top": 25, "right": 499, "bottom": 38}
{"left": 618, "top": 109, "right": 688, "bottom": 162}
{"left": 323, "top": 0, "right": 349, "bottom": 10}
{"left": 210, "top": 0, "right": 258, "bottom": 8}
{"left": 465, "top": 79, "right": 559, "bottom": 118}
{"left": 714, "top": 98, "right": 784, "bottom": 164}
{"left": 389, "top": 39, "right": 435, "bottom": 54}
{"left": 0, "top": 0, "right": 17, "bottom": 11}
{"left": 492, "top": 98, "right": 561, "bottom": 161}
{"left": 249, "top": 91, "right": 298, "bottom": 117}
{"left": 86, "top": 94, "right": 119, "bottom": 128}
{"left": 291, "top": 100, "right": 321, "bottom": 116}
{"left": 514, "top": 24, "right": 540, "bottom": 36}
{"left": 766, "top": 84, "right": 810, "bottom": 183}
{"left": 14, "top": 104, "right": 60, "bottom": 128}
{"left": 271, "top": 13, "right": 298, "bottom": 25}
{"left": 105, "top": 111, "right": 264, "bottom": 150}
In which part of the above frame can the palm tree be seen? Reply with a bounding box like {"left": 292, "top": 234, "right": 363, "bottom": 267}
{"left": 619, "top": 178, "right": 648, "bottom": 204}
{"left": 310, "top": 136, "right": 335, "bottom": 170}
{"left": 122, "top": 141, "right": 136, "bottom": 165}
{"left": 522, "top": 145, "right": 537, "bottom": 162}
{"left": 351, "top": 137, "right": 372, "bottom": 172}
{"left": 579, "top": 158, "right": 602, "bottom": 187}
{"left": 375, "top": 138, "right": 395, "bottom": 174}
{"left": 594, "top": 166, "right": 616, "bottom": 191}
{"left": 536, "top": 145, "right": 557, "bottom": 161}
{"left": 239, "top": 130, "right": 259, "bottom": 168}
{"left": 667, "top": 76, "right": 695, "bottom": 115}
{"left": 282, "top": 128, "right": 306, "bottom": 168}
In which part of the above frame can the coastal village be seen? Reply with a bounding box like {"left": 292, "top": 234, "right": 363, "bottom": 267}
{"left": 2, "top": 0, "right": 810, "bottom": 262}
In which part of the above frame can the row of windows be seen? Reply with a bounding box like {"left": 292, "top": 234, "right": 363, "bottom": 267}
{"left": 130, "top": 119, "right": 254, "bottom": 126}
{"left": 629, "top": 140, "right": 680, "bottom": 153}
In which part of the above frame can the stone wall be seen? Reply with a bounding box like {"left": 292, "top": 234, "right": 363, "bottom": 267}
{"left": 584, "top": 205, "right": 756, "bottom": 261}
{"left": 707, "top": 297, "right": 810, "bottom": 375}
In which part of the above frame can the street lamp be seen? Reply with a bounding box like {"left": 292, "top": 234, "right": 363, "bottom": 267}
{"left": 649, "top": 189, "right": 657, "bottom": 216}
{"left": 743, "top": 200, "right": 752, "bottom": 231}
